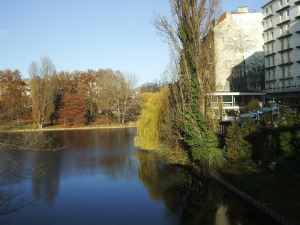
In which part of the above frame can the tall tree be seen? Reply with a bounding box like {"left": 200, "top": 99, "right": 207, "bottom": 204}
{"left": 29, "top": 57, "right": 56, "bottom": 129}
{"left": 155, "top": 0, "right": 223, "bottom": 169}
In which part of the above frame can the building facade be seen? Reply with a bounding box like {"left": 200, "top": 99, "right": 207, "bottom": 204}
{"left": 262, "top": 0, "right": 300, "bottom": 94}
{"left": 214, "top": 7, "right": 265, "bottom": 92}
{"left": 212, "top": 7, "right": 266, "bottom": 116}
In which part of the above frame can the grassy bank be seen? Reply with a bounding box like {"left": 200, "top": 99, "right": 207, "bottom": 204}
{"left": 221, "top": 159, "right": 300, "bottom": 224}
{"left": 0, "top": 120, "right": 136, "bottom": 132}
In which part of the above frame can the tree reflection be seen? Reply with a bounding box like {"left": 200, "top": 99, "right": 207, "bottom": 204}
{"left": 136, "top": 151, "right": 277, "bottom": 225}
{"left": 32, "top": 150, "right": 61, "bottom": 202}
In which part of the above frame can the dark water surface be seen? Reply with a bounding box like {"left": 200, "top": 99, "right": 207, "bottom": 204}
{"left": 0, "top": 128, "right": 278, "bottom": 225}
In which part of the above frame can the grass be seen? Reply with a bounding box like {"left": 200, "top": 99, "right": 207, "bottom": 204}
{"left": 0, "top": 119, "right": 136, "bottom": 132}
{"left": 0, "top": 120, "right": 37, "bottom": 130}
{"left": 221, "top": 159, "right": 300, "bottom": 224}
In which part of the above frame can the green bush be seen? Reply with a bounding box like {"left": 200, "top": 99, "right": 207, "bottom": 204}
{"left": 293, "top": 130, "right": 300, "bottom": 155}
{"left": 225, "top": 123, "right": 251, "bottom": 162}
{"left": 279, "top": 131, "right": 294, "bottom": 159}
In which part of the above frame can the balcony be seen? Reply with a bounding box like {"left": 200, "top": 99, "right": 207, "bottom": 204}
{"left": 264, "top": 26, "right": 274, "bottom": 32}
{"left": 279, "top": 77, "right": 294, "bottom": 81}
{"left": 276, "top": 5, "right": 290, "bottom": 13}
{"left": 266, "top": 79, "right": 277, "bottom": 83}
{"left": 264, "top": 39, "right": 275, "bottom": 44}
{"left": 277, "top": 19, "right": 291, "bottom": 27}
{"left": 295, "top": 0, "right": 300, "bottom": 5}
{"left": 265, "top": 65, "right": 277, "bottom": 70}
{"left": 265, "top": 52, "right": 276, "bottom": 57}
{"left": 278, "top": 62, "right": 293, "bottom": 67}
{"left": 277, "top": 32, "right": 292, "bottom": 39}
{"left": 278, "top": 47, "right": 293, "bottom": 53}
{"left": 263, "top": 13, "right": 273, "bottom": 20}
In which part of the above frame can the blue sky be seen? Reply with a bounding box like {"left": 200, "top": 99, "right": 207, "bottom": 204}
{"left": 0, "top": 0, "right": 266, "bottom": 84}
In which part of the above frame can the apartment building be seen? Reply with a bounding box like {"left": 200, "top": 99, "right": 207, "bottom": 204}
{"left": 262, "top": 0, "right": 300, "bottom": 107}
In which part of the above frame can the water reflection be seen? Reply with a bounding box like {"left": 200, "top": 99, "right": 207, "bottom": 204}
{"left": 136, "top": 151, "right": 278, "bottom": 225}
{"left": 0, "top": 129, "right": 278, "bottom": 225}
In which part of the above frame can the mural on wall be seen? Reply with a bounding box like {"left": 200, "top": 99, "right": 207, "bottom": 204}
{"left": 214, "top": 13, "right": 264, "bottom": 92}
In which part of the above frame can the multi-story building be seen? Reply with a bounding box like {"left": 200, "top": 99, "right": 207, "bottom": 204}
{"left": 212, "top": 7, "right": 266, "bottom": 115}
{"left": 262, "top": 0, "right": 300, "bottom": 108}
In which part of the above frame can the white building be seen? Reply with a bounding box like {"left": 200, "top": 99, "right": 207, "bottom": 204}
{"left": 262, "top": 0, "right": 300, "bottom": 94}
{"left": 212, "top": 7, "right": 266, "bottom": 115}
{"left": 214, "top": 7, "right": 265, "bottom": 92}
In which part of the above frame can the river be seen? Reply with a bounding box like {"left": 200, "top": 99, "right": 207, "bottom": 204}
{"left": 0, "top": 128, "right": 278, "bottom": 225}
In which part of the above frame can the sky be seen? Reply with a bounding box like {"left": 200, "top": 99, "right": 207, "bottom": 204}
{"left": 0, "top": 0, "right": 266, "bottom": 84}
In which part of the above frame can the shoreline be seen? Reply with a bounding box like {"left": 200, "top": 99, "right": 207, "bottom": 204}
{"left": 2, "top": 125, "right": 137, "bottom": 133}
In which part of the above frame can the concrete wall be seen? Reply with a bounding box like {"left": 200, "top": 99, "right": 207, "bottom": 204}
{"left": 214, "top": 12, "right": 264, "bottom": 92}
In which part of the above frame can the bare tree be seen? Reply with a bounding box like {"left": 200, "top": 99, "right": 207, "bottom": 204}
{"left": 97, "top": 72, "right": 138, "bottom": 124}
{"left": 29, "top": 57, "right": 57, "bottom": 129}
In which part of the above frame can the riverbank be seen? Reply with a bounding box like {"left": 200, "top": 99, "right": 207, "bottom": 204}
{"left": 0, "top": 121, "right": 136, "bottom": 133}
{"left": 220, "top": 160, "right": 300, "bottom": 224}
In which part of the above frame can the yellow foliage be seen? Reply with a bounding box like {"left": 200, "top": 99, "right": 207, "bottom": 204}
{"left": 134, "top": 88, "right": 169, "bottom": 150}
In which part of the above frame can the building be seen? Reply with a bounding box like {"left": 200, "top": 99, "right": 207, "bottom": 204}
{"left": 212, "top": 7, "right": 266, "bottom": 115}
{"left": 214, "top": 7, "right": 265, "bottom": 92}
{"left": 262, "top": 0, "right": 300, "bottom": 109}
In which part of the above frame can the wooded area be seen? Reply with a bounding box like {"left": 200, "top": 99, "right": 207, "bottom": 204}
{"left": 0, "top": 57, "right": 139, "bottom": 128}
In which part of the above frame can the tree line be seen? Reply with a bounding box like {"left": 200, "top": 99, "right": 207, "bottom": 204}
{"left": 0, "top": 57, "right": 139, "bottom": 128}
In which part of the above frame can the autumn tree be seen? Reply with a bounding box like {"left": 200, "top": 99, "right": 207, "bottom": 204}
{"left": 75, "top": 70, "right": 98, "bottom": 122}
{"left": 59, "top": 93, "right": 87, "bottom": 126}
{"left": 29, "top": 57, "right": 57, "bottom": 129}
{"left": 0, "top": 70, "right": 30, "bottom": 125}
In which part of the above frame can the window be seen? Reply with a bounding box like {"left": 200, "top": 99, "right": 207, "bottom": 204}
{"left": 273, "top": 69, "right": 276, "bottom": 79}
{"left": 280, "top": 12, "right": 283, "bottom": 20}
{"left": 282, "top": 67, "right": 285, "bottom": 78}
{"left": 288, "top": 52, "right": 291, "bottom": 62}
{"left": 286, "top": 9, "right": 289, "bottom": 17}
{"left": 281, "top": 53, "right": 285, "bottom": 63}
{"left": 280, "top": 0, "right": 283, "bottom": 7}
{"left": 287, "top": 66, "right": 291, "bottom": 77}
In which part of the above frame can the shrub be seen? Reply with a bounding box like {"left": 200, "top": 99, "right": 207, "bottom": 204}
{"left": 225, "top": 122, "right": 251, "bottom": 162}
{"left": 279, "top": 131, "right": 294, "bottom": 159}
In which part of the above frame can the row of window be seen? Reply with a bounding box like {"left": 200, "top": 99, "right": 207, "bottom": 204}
{"left": 263, "top": 23, "right": 291, "bottom": 42}
{"left": 263, "top": 9, "right": 290, "bottom": 29}
{"left": 264, "top": 0, "right": 290, "bottom": 15}
{"left": 266, "top": 65, "right": 293, "bottom": 80}
{"left": 265, "top": 79, "right": 295, "bottom": 90}
{"left": 265, "top": 52, "right": 292, "bottom": 67}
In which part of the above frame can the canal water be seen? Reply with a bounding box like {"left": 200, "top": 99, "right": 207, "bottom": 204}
{"left": 0, "top": 128, "right": 278, "bottom": 225}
